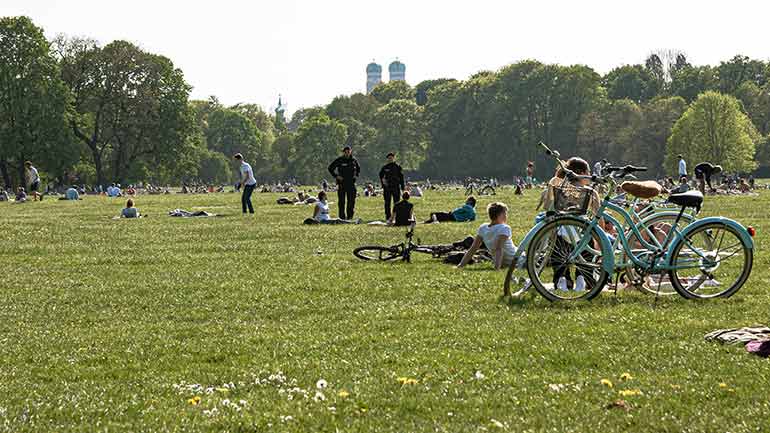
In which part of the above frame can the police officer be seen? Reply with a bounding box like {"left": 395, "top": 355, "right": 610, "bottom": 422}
{"left": 379, "top": 152, "right": 405, "bottom": 220}
{"left": 328, "top": 146, "right": 361, "bottom": 220}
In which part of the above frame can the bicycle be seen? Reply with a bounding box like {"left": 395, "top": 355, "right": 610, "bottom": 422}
{"left": 515, "top": 142, "right": 755, "bottom": 301}
{"left": 504, "top": 163, "right": 697, "bottom": 297}
{"left": 353, "top": 223, "right": 488, "bottom": 263}
{"left": 465, "top": 178, "right": 497, "bottom": 196}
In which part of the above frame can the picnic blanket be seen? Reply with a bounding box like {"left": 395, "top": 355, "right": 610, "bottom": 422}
{"left": 705, "top": 326, "right": 770, "bottom": 358}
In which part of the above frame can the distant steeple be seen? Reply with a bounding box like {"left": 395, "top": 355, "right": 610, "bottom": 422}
{"left": 275, "top": 94, "right": 286, "bottom": 128}
{"left": 366, "top": 60, "right": 383, "bottom": 94}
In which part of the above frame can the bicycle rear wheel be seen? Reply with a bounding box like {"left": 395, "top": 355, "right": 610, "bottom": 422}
{"left": 626, "top": 212, "right": 695, "bottom": 296}
{"left": 353, "top": 245, "right": 402, "bottom": 261}
{"left": 669, "top": 223, "right": 753, "bottom": 299}
{"left": 526, "top": 218, "right": 608, "bottom": 301}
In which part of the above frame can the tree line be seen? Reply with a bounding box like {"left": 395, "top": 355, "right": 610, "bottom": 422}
{"left": 2, "top": 16, "right": 768, "bottom": 189}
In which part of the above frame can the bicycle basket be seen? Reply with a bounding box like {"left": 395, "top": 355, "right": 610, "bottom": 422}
{"left": 552, "top": 183, "right": 593, "bottom": 215}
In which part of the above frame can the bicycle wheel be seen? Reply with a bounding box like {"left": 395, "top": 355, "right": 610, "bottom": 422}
{"left": 526, "top": 218, "right": 608, "bottom": 301}
{"left": 353, "top": 245, "right": 402, "bottom": 261}
{"left": 626, "top": 212, "right": 695, "bottom": 296}
{"left": 480, "top": 186, "right": 496, "bottom": 196}
{"left": 669, "top": 223, "right": 753, "bottom": 299}
{"left": 504, "top": 255, "right": 533, "bottom": 297}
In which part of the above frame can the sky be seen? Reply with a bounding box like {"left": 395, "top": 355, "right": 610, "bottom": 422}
{"left": 3, "top": 0, "right": 769, "bottom": 116}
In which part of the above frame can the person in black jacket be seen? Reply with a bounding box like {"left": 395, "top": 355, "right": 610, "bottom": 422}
{"left": 328, "top": 146, "right": 361, "bottom": 219}
{"left": 693, "top": 162, "right": 722, "bottom": 194}
{"left": 379, "top": 152, "right": 405, "bottom": 220}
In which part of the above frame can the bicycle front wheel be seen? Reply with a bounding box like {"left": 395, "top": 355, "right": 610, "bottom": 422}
{"left": 526, "top": 218, "right": 608, "bottom": 301}
{"left": 353, "top": 245, "right": 402, "bottom": 261}
{"left": 669, "top": 223, "right": 753, "bottom": 299}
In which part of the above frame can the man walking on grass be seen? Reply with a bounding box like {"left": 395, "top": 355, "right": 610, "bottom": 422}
{"left": 25, "top": 161, "right": 42, "bottom": 201}
{"left": 328, "top": 146, "right": 360, "bottom": 220}
{"left": 379, "top": 152, "right": 405, "bottom": 221}
{"left": 234, "top": 153, "right": 257, "bottom": 214}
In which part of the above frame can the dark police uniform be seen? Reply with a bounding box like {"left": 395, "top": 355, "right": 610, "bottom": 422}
{"left": 379, "top": 161, "right": 405, "bottom": 220}
{"left": 328, "top": 155, "right": 361, "bottom": 219}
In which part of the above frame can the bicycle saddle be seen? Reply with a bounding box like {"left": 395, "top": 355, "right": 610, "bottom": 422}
{"left": 667, "top": 190, "right": 704, "bottom": 212}
{"left": 621, "top": 181, "right": 663, "bottom": 199}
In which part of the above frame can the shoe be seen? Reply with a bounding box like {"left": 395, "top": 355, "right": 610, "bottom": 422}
{"left": 574, "top": 275, "right": 586, "bottom": 292}
{"left": 557, "top": 277, "right": 568, "bottom": 292}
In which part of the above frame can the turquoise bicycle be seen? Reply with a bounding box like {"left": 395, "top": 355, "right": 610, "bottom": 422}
{"left": 504, "top": 160, "right": 698, "bottom": 297}
{"left": 518, "top": 143, "right": 755, "bottom": 301}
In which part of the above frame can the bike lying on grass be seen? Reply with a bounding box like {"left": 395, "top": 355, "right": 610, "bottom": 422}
{"left": 354, "top": 223, "right": 491, "bottom": 263}
{"left": 505, "top": 142, "right": 755, "bottom": 301}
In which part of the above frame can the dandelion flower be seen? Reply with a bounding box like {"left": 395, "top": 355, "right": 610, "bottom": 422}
{"left": 718, "top": 382, "right": 728, "bottom": 388}
{"left": 620, "top": 373, "right": 633, "bottom": 381}
{"left": 618, "top": 389, "right": 641, "bottom": 397}
{"left": 338, "top": 390, "right": 350, "bottom": 398}
{"left": 474, "top": 371, "right": 485, "bottom": 380}
{"left": 397, "top": 377, "right": 419, "bottom": 385}
{"left": 187, "top": 396, "right": 201, "bottom": 406}
{"left": 316, "top": 379, "right": 328, "bottom": 389}
{"left": 600, "top": 379, "right": 614, "bottom": 388}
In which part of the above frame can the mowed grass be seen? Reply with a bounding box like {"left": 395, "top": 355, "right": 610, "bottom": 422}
{"left": 0, "top": 186, "right": 769, "bottom": 433}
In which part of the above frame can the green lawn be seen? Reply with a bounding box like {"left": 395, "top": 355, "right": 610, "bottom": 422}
{"left": 1, "top": 188, "right": 769, "bottom": 432}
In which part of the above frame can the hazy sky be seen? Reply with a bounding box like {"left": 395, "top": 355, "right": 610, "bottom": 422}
{"left": 3, "top": 0, "right": 769, "bottom": 116}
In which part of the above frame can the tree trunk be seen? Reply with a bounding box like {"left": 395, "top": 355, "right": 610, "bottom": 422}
{"left": 92, "top": 147, "right": 104, "bottom": 188}
{"left": 0, "top": 157, "right": 11, "bottom": 189}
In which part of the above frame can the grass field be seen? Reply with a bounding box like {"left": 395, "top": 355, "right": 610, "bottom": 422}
{"left": 1, "top": 187, "right": 769, "bottom": 432}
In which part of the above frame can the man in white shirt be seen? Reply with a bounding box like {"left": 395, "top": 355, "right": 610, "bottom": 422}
{"left": 24, "top": 161, "right": 42, "bottom": 201}
{"left": 234, "top": 153, "right": 257, "bottom": 214}
{"left": 678, "top": 155, "right": 687, "bottom": 179}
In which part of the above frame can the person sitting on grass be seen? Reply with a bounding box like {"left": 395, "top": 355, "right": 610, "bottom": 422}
{"left": 61, "top": 185, "right": 80, "bottom": 200}
{"left": 424, "top": 196, "right": 476, "bottom": 224}
{"left": 304, "top": 191, "right": 360, "bottom": 225}
{"left": 15, "top": 187, "right": 27, "bottom": 203}
{"left": 122, "top": 198, "right": 140, "bottom": 218}
{"left": 457, "top": 202, "right": 517, "bottom": 270}
{"left": 0, "top": 188, "right": 9, "bottom": 202}
{"left": 388, "top": 191, "right": 415, "bottom": 227}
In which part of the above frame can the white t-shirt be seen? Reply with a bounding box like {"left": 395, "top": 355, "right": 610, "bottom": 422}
{"left": 678, "top": 159, "right": 687, "bottom": 176}
{"left": 477, "top": 223, "right": 517, "bottom": 265}
{"left": 315, "top": 201, "right": 330, "bottom": 221}
{"left": 27, "top": 166, "right": 40, "bottom": 184}
{"left": 240, "top": 161, "right": 257, "bottom": 186}
{"left": 411, "top": 186, "right": 423, "bottom": 197}
{"left": 593, "top": 162, "right": 603, "bottom": 176}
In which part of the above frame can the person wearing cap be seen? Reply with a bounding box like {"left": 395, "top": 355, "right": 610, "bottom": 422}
{"left": 379, "top": 152, "right": 405, "bottom": 220}
{"left": 328, "top": 146, "right": 361, "bottom": 219}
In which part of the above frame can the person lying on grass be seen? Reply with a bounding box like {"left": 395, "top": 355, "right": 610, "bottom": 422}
{"left": 457, "top": 202, "right": 517, "bottom": 270}
{"left": 424, "top": 196, "right": 476, "bottom": 224}
{"left": 304, "top": 191, "right": 360, "bottom": 225}
{"left": 122, "top": 199, "right": 140, "bottom": 218}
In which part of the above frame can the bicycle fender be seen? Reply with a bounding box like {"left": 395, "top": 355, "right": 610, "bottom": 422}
{"left": 665, "top": 217, "right": 754, "bottom": 261}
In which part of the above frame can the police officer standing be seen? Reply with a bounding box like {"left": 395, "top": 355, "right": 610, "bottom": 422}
{"left": 379, "top": 152, "right": 405, "bottom": 220}
{"left": 328, "top": 146, "right": 361, "bottom": 220}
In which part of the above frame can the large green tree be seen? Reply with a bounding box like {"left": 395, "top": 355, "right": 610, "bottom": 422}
{"left": 57, "top": 37, "right": 194, "bottom": 185}
{"left": 0, "top": 16, "right": 75, "bottom": 188}
{"left": 667, "top": 91, "right": 759, "bottom": 173}
{"left": 370, "top": 80, "right": 414, "bottom": 105}
{"left": 372, "top": 99, "right": 428, "bottom": 171}
{"left": 291, "top": 113, "right": 347, "bottom": 183}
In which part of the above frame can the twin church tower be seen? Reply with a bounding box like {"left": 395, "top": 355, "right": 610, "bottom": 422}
{"left": 366, "top": 60, "right": 406, "bottom": 94}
